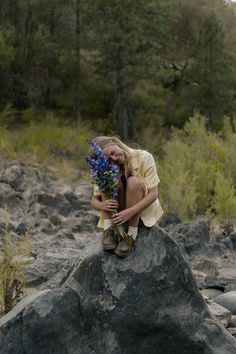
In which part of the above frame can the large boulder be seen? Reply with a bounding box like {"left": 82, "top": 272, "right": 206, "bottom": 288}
{"left": 1, "top": 226, "right": 236, "bottom": 354}
{"left": 63, "top": 227, "right": 236, "bottom": 354}
{"left": 64, "top": 226, "right": 236, "bottom": 354}
{"left": 0, "top": 161, "right": 97, "bottom": 291}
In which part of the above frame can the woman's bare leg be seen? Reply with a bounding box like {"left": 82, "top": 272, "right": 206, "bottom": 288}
{"left": 126, "top": 176, "right": 145, "bottom": 227}
{"left": 114, "top": 176, "right": 145, "bottom": 257}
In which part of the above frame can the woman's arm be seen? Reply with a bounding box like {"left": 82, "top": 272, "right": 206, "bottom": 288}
{"left": 91, "top": 195, "right": 118, "bottom": 212}
{"left": 112, "top": 186, "right": 158, "bottom": 225}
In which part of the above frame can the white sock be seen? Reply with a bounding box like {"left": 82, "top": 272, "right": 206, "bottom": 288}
{"left": 128, "top": 226, "right": 138, "bottom": 240}
{"left": 104, "top": 219, "right": 113, "bottom": 231}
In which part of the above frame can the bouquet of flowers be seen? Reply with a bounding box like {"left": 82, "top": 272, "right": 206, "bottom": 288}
{"left": 85, "top": 140, "right": 126, "bottom": 238}
{"left": 85, "top": 140, "right": 120, "bottom": 199}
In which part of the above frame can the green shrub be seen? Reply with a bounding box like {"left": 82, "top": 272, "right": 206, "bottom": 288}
{"left": 20, "top": 108, "right": 44, "bottom": 124}
{"left": 208, "top": 172, "right": 236, "bottom": 226}
{"left": 221, "top": 117, "right": 236, "bottom": 184}
{"left": 0, "top": 105, "right": 18, "bottom": 127}
{"left": 158, "top": 137, "right": 199, "bottom": 220}
{"left": 158, "top": 112, "right": 236, "bottom": 223}
{"left": 0, "top": 118, "right": 93, "bottom": 168}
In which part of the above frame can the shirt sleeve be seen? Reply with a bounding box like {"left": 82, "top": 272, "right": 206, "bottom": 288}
{"left": 143, "top": 153, "right": 160, "bottom": 188}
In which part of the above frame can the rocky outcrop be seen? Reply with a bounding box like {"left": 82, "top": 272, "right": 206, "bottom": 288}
{"left": 1, "top": 160, "right": 236, "bottom": 352}
{"left": 165, "top": 218, "right": 236, "bottom": 295}
{"left": 1, "top": 161, "right": 235, "bottom": 297}
{"left": 1, "top": 226, "right": 236, "bottom": 354}
{"left": 0, "top": 161, "right": 98, "bottom": 290}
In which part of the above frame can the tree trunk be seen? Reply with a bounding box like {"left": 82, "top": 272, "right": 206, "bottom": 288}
{"left": 115, "top": 50, "right": 128, "bottom": 140}
{"left": 75, "top": 0, "right": 81, "bottom": 122}
{"left": 45, "top": 7, "right": 56, "bottom": 109}
{"left": 115, "top": 96, "right": 128, "bottom": 141}
{"left": 11, "top": 0, "right": 25, "bottom": 109}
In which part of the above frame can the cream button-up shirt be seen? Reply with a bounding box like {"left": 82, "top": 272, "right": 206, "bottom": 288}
{"left": 94, "top": 149, "right": 164, "bottom": 228}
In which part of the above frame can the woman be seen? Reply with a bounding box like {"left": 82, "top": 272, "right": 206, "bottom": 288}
{"left": 90, "top": 136, "right": 164, "bottom": 258}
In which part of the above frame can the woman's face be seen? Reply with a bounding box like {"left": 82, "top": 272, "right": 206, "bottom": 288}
{"left": 103, "top": 144, "right": 125, "bottom": 166}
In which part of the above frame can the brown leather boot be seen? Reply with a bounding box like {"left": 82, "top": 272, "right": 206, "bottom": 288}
{"left": 102, "top": 227, "right": 117, "bottom": 250}
{"left": 114, "top": 234, "right": 135, "bottom": 258}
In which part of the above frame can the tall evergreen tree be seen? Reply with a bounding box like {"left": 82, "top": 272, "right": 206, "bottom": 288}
{"left": 89, "top": 0, "right": 149, "bottom": 139}
{"left": 0, "top": 31, "right": 14, "bottom": 109}
{"left": 187, "top": 13, "right": 235, "bottom": 129}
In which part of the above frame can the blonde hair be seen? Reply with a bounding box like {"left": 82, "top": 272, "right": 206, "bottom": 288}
{"left": 91, "top": 136, "right": 137, "bottom": 177}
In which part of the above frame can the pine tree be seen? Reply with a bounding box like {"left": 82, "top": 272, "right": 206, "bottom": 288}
{"left": 89, "top": 0, "right": 150, "bottom": 139}
{"left": 187, "top": 14, "right": 235, "bottom": 129}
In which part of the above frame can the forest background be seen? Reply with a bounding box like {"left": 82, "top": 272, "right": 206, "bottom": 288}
{"left": 1, "top": 0, "right": 236, "bottom": 225}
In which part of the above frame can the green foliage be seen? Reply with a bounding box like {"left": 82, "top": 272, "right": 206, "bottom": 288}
{"left": 95, "top": 116, "right": 117, "bottom": 136}
{"left": 80, "top": 70, "right": 114, "bottom": 117}
{"left": 1, "top": 0, "right": 236, "bottom": 137}
{"left": 132, "top": 80, "right": 165, "bottom": 130}
{"left": 220, "top": 117, "right": 236, "bottom": 184}
{"left": 0, "top": 105, "right": 18, "bottom": 127}
{"left": 0, "top": 217, "right": 30, "bottom": 315}
{"left": 161, "top": 159, "right": 199, "bottom": 220}
{"left": 158, "top": 130, "right": 199, "bottom": 220}
{"left": 185, "top": 14, "right": 234, "bottom": 129}
{"left": 138, "top": 125, "right": 165, "bottom": 157}
{"left": 0, "top": 118, "right": 93, "bottom": 167}
{"left": 0, "top": 30, "right": 14, "bottom": 69}
{"left": 0, "top": 30, "right": 14, "bottom": 108}
{"left": 158, "top": 113, "right": 236, "bottom": 222}
{"left": 208, "top": 172, "right": 236, "bottom": 226}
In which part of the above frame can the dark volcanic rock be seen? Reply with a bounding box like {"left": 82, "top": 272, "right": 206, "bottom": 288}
{"left": 0, "top": 165, "right": 27, "bottom": 192}
{"left": 0, "top": 226, "right": 236, "bottom": 353}
{"left": 166, "top": 220, "right": 236, "bottom": 295}
{"left": 0, "top": 164, "right": 50, "bottom": 196}
{"left": 15, "top": 222, "right": 28, "bottom": 235}
{"left": 0, "top": 288, "right": 82, "bottom": 354}
{"left": 0, "top": 161, "right": 98, "bottom": 290}
{"left": 230, "top": 233, "right": 236, "bottom": 251}
{"left": 64, "top": 191, "right": 83, "bottom": 210}
{"left": 202, "top": 277, "right": 236, "bottom": 293}
{"left": 192, "top": 257, "right": 219, "bottom": 276}
{"left": 0, "top": 183, "right": 24, "bottom": 210}
{"left": 37, "top": 193, "right": 72, "bottom": 216}
{"left": 65, "top": 226, "right": 236, "bottom": 354}
{"left": 166, "top": 218, "right": 210, "bottom": 256}
{"left": 159, "top": 212, "right": 181, "bottom": 228}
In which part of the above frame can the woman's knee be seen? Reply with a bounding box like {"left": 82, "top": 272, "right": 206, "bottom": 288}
{"left": 127, "top": 176, "right": 145, "bottom": 192}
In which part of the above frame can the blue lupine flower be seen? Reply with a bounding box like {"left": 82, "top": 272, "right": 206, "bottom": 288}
{"left": 85, "top": 141, "right": 120, "bottom": 199}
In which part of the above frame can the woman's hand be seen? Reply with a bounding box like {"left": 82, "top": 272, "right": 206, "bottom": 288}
{"left": 102, "top": 199, "right": 119, "bottom": 212}
{"left": 112, "top": 208, "right": 135, "bottom": 225}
